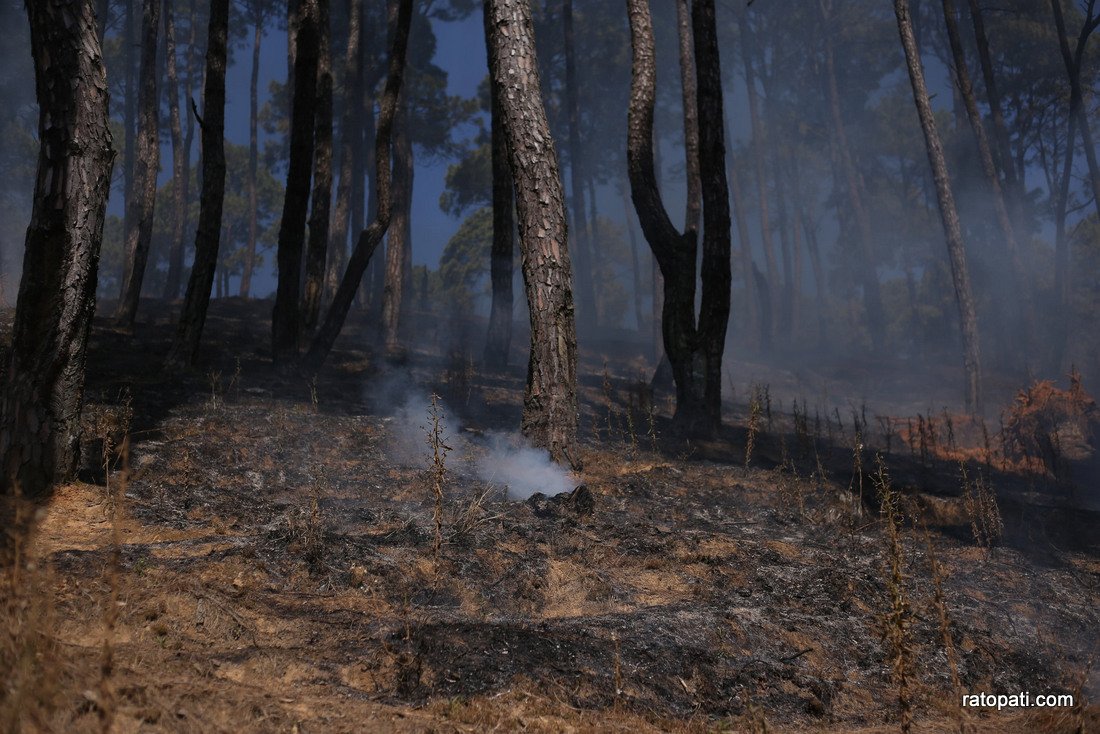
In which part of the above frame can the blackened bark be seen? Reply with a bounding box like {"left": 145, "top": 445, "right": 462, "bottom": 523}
{"left": 1050, "top": 0, "right": 1100, "bottom": 223}
{"left": 382, "top": 98, "right": 412, "bottom": 352}
{"left": 115, "top": 0, "right": 161, "bottom": 327}
{"left": 164, "top": 0, "right": 229, "bottom": 369}
{"left": 163, "top": 0, "right": 187, "bottom": 303}
{"left": 562, "top": 0, "right": 597, "bottom": 326}
{"left": 483, "top": 32, "right": 515, "bottom": 369}
{"left": 620, "top": 183, "right": 646, "bottom": 335}
{"left": 821, "top": 0, "right": 886, "bottom": 351}
{"left": 486, "top": 0, "right": 578, "bottom": 461}
{"left": 122, "top": 0, "right": 136, "bottom": 281}
{"left": 241, "top": 9, "right": 263, "bottom": 299}
{"left": 691, "top": 0, "right": 732, "bottom": 431}
{"left": 895, "top": 0, "right": 983, "bottom": 413}
{"left": 326, "top": 0, "right": 363, "bottom": 303}
{"left": 303, "top": 0, "right": 334, "bottom": 331}
{"left": 2, "top": 0, "right": 114, "bottom": 496}
{"left": 304, "top": 0, "right": 412, "bottom": 371}
{"left": 272, "top": 0, "right": 321, "bottom": 366}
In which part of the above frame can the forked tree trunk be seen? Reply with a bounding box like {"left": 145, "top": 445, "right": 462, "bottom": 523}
{"left": 894, "top": 0, "right": 982, "bottom": 414}
{"left": 326, "top": 0, "right": 363, "bottom": 303}
{"left": 164, "top": 0, "right": 229, "bottom": 370}
{"left": 303, "top": 0, "right": 334, "bottom": 331}
{"left": 304, "top": 0, "right": 412, "bottom": 371}
{"left": 240, "top": 8, "right": 264, "bottom": 299}
{"left": 382, "top": 98, "right": 412, "bottom": 352}
{"left": 116, "top": 0, "right": 161, "bottom": 327}
{"left": 627, "top": 0, "right": 729, "bottom": 437}
{"left": 483, "top": 24, "right": 515, "bottom": 370}
{"left": 2, "top": 0, "right": 114, "bottom": 496}
{"left": 485, "top": 0, "right": 578, "bottom": 462}
{"left": 163, "top": 0, "right": 187, "bottom": 303}
{"left": 272, "top": 0, "right": 321, "bottom": 366}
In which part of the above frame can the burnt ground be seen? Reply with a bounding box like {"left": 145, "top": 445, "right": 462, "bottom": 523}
{"left": 3, "top": 299, "right": 1099, "bottom": 733}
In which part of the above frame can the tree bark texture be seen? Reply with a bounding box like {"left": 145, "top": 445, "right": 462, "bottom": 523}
{"left": 1051, "top": 0, "right": 1100, "bottom": 223}
{"left": 164, "top": 0, "right": 199, "bottom": 301}
{"left": 303, "top": 0, "right": 334, "bottom": 331}
{"left": 273, "top": 0, "right": 321, "bottom": 366}
{"left": 483, "top": 26, "right": 515, "bottom": 369}
{"left": 164, "top": 0, "right": 229, "bottom": 370}
{"left": 965, "top": 0, "right": 1020, "bottom": 198}
{"left": 486, "top": 0, "right": 578, "bottom": 462}
{"left": 304, "top": 0, "right": 412, "bottom": 371}
{"left": 895, "top": 0, "right": 983, "bottom": 413}
{"left": 2, "top": 0, "right": 114, "bottom": 496}
{"left": 676, "top": 0, "right": 701, "bottom": 236}
{"left": 115, "top": 0, "right": 161, "bottom": 327}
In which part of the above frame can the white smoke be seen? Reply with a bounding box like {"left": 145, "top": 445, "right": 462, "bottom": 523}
{"left": 367, "top": 374, "right": 575, "bottom": 501}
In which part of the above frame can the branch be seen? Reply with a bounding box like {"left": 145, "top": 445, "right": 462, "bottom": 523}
{"left": 190, "top": 96, "right": 205, "bottom": 130}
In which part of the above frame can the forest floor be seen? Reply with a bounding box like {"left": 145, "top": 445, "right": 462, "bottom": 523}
{"left": 2, "top": 299, "right": 1099, "bottom": 733}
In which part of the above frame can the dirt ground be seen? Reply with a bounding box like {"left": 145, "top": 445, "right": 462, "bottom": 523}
{"left": 2, "top": 300, "right": 1098, "bottom": 733}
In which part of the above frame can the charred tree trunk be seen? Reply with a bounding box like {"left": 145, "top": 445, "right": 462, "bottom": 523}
{"left": 627, "top": 0, "right": 728, "bottom": 437}
{"left": 676, "top": 0, "right": 701, "bottom": 237}
{"left": 1051, "top": 0, "right": 1100, "bottom": 222}
{"left": 382, "top": 97, "right": 412, "bottom": 352}
{"left": 304, "top": 0, "right": 412, "bottom": 370}
{"left": 620, "top": 183, "right": 646, "bottom": 335}
{"left": 115, "top": 0, "right": 161, "bottom": 327}
{"left": 483, "top": 23, "right": 515, "bottom": 369}
{"left": 561, "top": 0, "right": 597, "bottom": 328}
{"left": 326, "top": 0, "right": 363, "bottom": 304}
{"left": 895, "top": 0, "right": 983, "bottom": 413}
{"left": 163, "top": 0, "right": 187, "bottom": 303}
{"left": 2, "top": 0, "right": 114, "bottom": 496}
{"left": 240, "top": 8, "right": 264, "bottom": 299}
{"left": 691, "top": 0, "right": 732, "bottom": 431}
{"left": 821, "top": 0, "right": 886, "bottom": 351}
{"left": 164, "top": 0, "right": 229, "bottom": 370}
{"left": 272, "top": 0, "right": 321, "bottom": 366}
{"left": 303, "top": 0, "right": 334, "bottom": 331}
{"left": 121, "top": 0, "right": 136, "bottom": 286}
{"left": 486, "top": 0, "right": 578, "bottom": 462}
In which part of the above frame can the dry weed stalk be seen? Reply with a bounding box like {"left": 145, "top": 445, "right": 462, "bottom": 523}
{"left": 874, "top": 456, "right": 914, "bottom": 734}
{"left": 745, "top": 386, "right": 762, "bottom": 467}
{"left": 602, "top": 364, "right": 615, "bottom": 440}
{"left": 426, "top": 393, "right": 450, "bottom": 561}
{"left": 208, "top": 369, "right": 223, "bottom": 410}
{"left": 920, "top": 522, "right": 966, "bottom": 733}
{"left": 646, "top": 396, "right": 659, "bottom": 454}
{"left": 960, "top": 463, "right": 1002, "bottom": 551}
{"left": 624, "top": 393, "right": 638, "bottom": 460}
{"left": 849, "top": 430, "right": 865, "bottom": 519}
{"left": 98, "top": 435, "right": 129, "bottom": 733}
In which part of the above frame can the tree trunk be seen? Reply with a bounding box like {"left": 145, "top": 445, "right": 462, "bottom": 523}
{"left": 691, "top": 0, "right": 732, "bottom": 431}
{"left": 821, "top": 0, "right": 886, "bottom": 351}
{"left": 115, "top": 0, "right": 161, "bottom": 327}
{"left": 895, "top": 0, "right": 982, "bottom": 413}
{"left": 121, "top": 0, "right": 136, "bottom": 288}
{"left": 272, "top": 0, "right": 321, "bottom": 365}
{"left": 164, "top": 0, "right": 229, "bottom": 370}
{"left": 485, "top": 0, "right": 578, "bottom": 462}
{"left": 738, "top": 13, "right": 779, "bottom": 344}
{"left": 164, "top": 0, "right": 199, "bottom": 301}
{"left": 304, "top": 0, "right": 412, "bottom": 371}
{"left": 2, "top": 0, "right": 114, "bottom": 496}
{"left": 483, "top": 23, "right": 515, "bottom": 369}
{"left": 560, "top": 0, "right": 597, "bottom": 328}
{"left": 241, "top": 11, "right": 263, "bottom": 299}
{"left": 382, "top": 97, "right": 412, "bottom": 352}
{"left": 965, "top": 0, "right": 1020, "bottom": 198}
{"left": 620, "top": 183, "right": 646, "bottom": 335}
{"left": 676, "top": 0, "right": 701, "bottom": 236}
{"left": 326, "top": 0, "right": 363, "bottom": 305}
{"left": 303, "top": 0, "right": 334, "bottom": 331}
{"left": 1051, "top": 0, "right": 1100, "bottom": 222}
{"left": 163, "top": 0, "right": 187, "bottom": 303}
